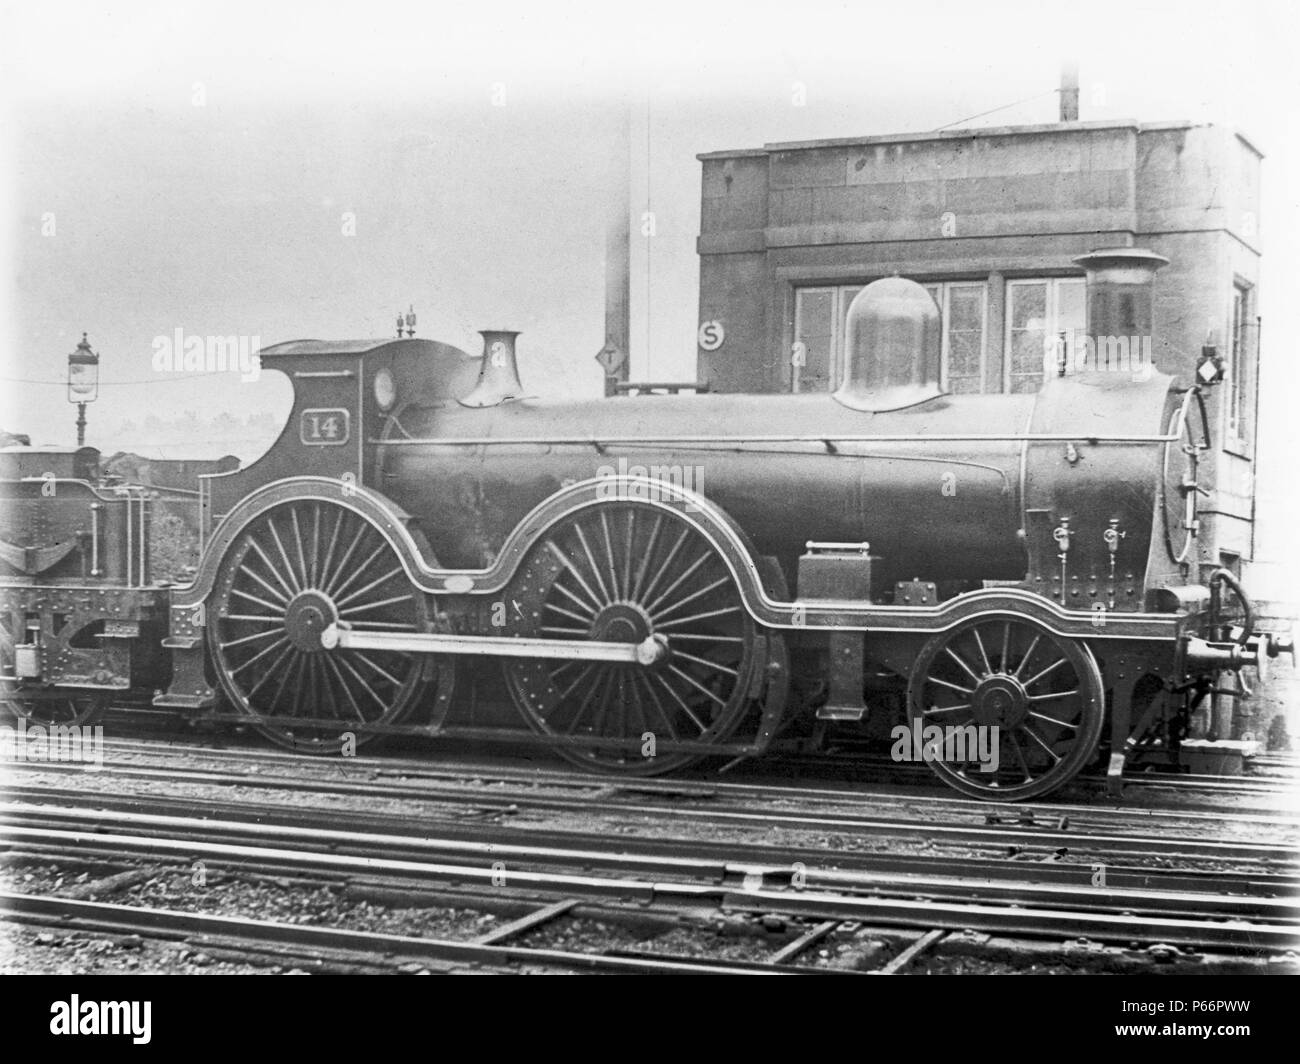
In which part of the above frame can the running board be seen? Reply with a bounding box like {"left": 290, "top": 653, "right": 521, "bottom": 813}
{"left": 321, "top": 623, "right": 667, "bottom": 665}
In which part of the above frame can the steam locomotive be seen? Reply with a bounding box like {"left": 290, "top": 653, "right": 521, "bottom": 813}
{"left": 1, "top": 249, "right": 1289, "bottom": 799}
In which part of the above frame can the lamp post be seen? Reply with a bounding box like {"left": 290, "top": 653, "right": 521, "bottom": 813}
{"left": 66, "top": 333, "right": 99, "bottom": 447}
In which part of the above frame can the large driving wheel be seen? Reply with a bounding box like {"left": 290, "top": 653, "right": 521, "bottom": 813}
{"left": 208, "top": 499, "right": 437, "bottom": 753}
{"left": 503, "top": 501, "right": 759, "bottom": 774}
{"left": 906, "top": 612, "right": 1104, "bottom": 800}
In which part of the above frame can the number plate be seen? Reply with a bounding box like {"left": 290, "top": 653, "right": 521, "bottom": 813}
{"left": 300, "top": 408, "right": 351, "bottom": 446}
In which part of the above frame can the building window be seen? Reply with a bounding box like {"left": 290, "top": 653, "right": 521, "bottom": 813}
{"left": 1005, "top": 278, "right": 1086, "bottom": 393}
{"left": 1226, "top": 282, "right": 1253, "bottom": 446}
{"left": 793, "top": 281, "right": 987, "bottom": 394}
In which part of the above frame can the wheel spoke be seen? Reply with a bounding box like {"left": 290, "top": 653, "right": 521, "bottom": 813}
{"left": 317, "top": 507, "right": 346, "bottom": 591}
{"left": 323, "top": 523, "right": 370, "bottom": 596}
{"left": 323, "top": 655, "right": 366, "bottom": 721}
{"left": 244, "top": 642, "right": 295, "bottom": 696}
{"left": 943, "top": 646, "right": 981, "bottom": 685}
{"left": 598, "top": 512, "right": 622, "bottom": 599}
{"left": 349, "top": 650, "right": 405, "bottom": 688}
{"left": 329, "top": 545, "right": 387, "bottom": 603}
{"left": 671, "top": 649, "right": 739, "bottom": 678}
{"left": 649, "top": 671, "right": 708, "bottom": 734}
{"left": 546, "top": 541, "right": 603, "bottom": 614}
{"left": 656, "top": 605, "right": 741, "bottom": 629}
{"left": 220, "top": 628, "right": 282, "bottom": 651}
{"left": 668, "top": 663, "right": 726, "bottom": 709}
{"left": 1018, "top": 724, "right": 1062, "bottom": 764}
{"left": 927, "top": 675, "right": 975, "bottom": 696}
{"left": 1022, "top": 656, "right": 1069, "bottom": 690}
{"left": 1027, "top": 689, "right": 1079, "bottom": 703}
{"left": 229, "top": 587, "right": 287, "bottom": 615}
{"left": 338, "top": 590, "right": 413, "bottom": 616}
{"left": 230, "top": 635, "right": 291, "bottom": 676}
{"left": 922, "top": 702, "right": 971, "bottom": 715}
{"left": 309, "top": 504, "right": 322, "bottom": 587}
{"left": 1009, "top": 732, "right": 1033, "bottom": 782}
{"left": 289, "top": 507, "right": 311, "bottom": 589}
{"left": 635, "top": 672, "right": 678, "bottom": 741}
{"left": 551, "top": 579, "right": 598, "bottom": 621}
{"left": 630, "top": 513, "right": 664, "bottom": 600}
{"left": 622, "top": 511, "right": 635, "bottom": 605}
{"left": 544, "top": 601, "right": 594, "bottom": 627}
{"left": 1028, "top": 710, "right": 1078, "bottom": 731}
{"left": 237, "top": 563, "right": 289, "bottom": 605}
{"left": 1012, "top": 634, "right": 1041, "bottom": 680}
{"left": 644, "top": 550, "right": 711, "bottom": 617}
{"left": 638, "top": 526, "right": 690, "bottom": 607}
{"left": 650, "top": 573, "right": 729, "bottom": 624}
{"left": 971, "top": 627, "right": 994, "bottom": 676}
{"left": 572, "top": 523, "right": 612, "bottom": 606}
{"left": 335, "top": 654, "right": 393, "bottom": 715}
{"left": 247, "top": 538, "right": 296, "bottom": 600}
{"left": 265, "top": 518, "right": 303, "bottom": 595}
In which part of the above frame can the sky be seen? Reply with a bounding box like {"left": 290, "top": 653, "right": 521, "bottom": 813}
{"left": 1, "top": 0, "right": 1297, "bottom": 592}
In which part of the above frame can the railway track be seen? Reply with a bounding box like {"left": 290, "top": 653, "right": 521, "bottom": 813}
{"left": 8, "top": 738, "right": 1296, "bottom": 867}
{"left": 6, "top": 729, "right": 1297, "bottom": 973}
{"left": 3, "top": 796, "right": 1296, "bottom": 972}
{"left": 26, "top": 704, "right": 1298, "bottom": 804}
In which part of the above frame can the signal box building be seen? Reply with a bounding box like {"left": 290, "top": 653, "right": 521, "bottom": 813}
{"left": 694, "top": 119, "right": 1263, "bottom": 579}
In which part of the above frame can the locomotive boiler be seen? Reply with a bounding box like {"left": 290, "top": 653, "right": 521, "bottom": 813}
{"left": 1, "top": 250, "right": 1289, "bottom": 800}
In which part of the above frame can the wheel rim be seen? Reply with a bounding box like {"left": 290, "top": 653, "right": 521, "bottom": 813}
{"left": 503, "top": 501, "right": 758, "bottom": 774}
{"left": 208, "top": 500, "right": 433, "bottom": 752}
{"left": 907, "top": 613, "right": 1104, "bottom": 800}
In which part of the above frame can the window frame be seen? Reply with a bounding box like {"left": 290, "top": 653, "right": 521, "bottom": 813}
{"left": 792, "top": 279, "right": 989, "bottom": 394}
{"left": 1225, "top": 280, "right": 1254, "bottom": 456}
{"left": 1003, "top": 276, "right": 1086, "bottom": 392}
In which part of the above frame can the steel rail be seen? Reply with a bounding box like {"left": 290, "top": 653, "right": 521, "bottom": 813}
{"left": 12, "top": 736, "right": 1298, "bottom": 834}
{"left": 9, "top": 782, "right": 1290, "bottom": 898}
{"left": 0, "top": 892, "right": 811, "bottom": 976}
{"left": 1, "top": 829, "right": 1292, "bottom": 950}
{"left": 4, "top": 802, "right": 1293, "bottom": 922}
{"left": 6, "top": 758, "right": 1295, "bottom": 863}
{"left": 40, "top": 734, "right": 1300, "bottom": 823}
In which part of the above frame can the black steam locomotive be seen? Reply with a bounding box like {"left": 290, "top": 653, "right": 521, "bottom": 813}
{"left": 1, "top": 249, "right": 1289, "bottom": 799}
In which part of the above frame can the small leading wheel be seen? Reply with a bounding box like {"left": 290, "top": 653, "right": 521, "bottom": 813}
{"left": 503, "top": 501, "right": 759, "bottom": 775}
{"left": 906, "top": 612, "right": 1104, "bottom": 800}
{"left": 208, "top": 499, "right": 437, "bottom": 753}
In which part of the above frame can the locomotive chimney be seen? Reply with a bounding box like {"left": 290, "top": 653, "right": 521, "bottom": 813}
{"left": 1071, "top": 248, "right": 1169, "bottom": 370}
{"left": 1059, "top": 61, "right": 1079, "bottom": 122}
{"left": 459, "top": 330, "right": 526, "bottom": 408}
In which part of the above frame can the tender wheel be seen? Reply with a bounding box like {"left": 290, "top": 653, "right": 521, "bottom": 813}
{"left": 503, "top": 501, "right": 759, "bottom": 774}
{"left": 0, "top": 681, "right": 108, "bottom": 727}
{"left": 0, "top": 611, "right": 107, "bottom": 726}
{"left": 208, "top": 499, "right": 436, "bottom": 753}
{"left": 906, "top": 613, "right": 1104, "bottom": 800}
